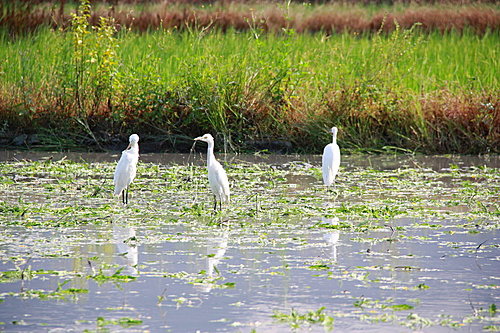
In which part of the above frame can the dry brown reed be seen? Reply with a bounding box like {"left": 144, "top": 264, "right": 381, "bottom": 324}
{"left": 420, "top": 91, "right": 499, "bottom": 152}
{"left": 1, "top": 85, "right": 497, "bottom": 153}
{"left": 1, "top": 1, "right": 498, "bottom": 35}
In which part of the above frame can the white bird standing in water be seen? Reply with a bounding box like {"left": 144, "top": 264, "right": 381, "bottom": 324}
{"left": 322, "top": 127, "right": 340, "bottom": 188}
{"left": 114, "top": 134, "right": 140, "bottom": 205}
{"left": 194, "top": 134, "right": 230, "bottom": 211}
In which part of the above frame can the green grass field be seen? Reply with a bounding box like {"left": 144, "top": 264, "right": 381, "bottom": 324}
{"left": 0, "top": 12, "right": 498, "bottom": 153}
{"left": 1, "top": 28, "right": 496, "bottom": 93}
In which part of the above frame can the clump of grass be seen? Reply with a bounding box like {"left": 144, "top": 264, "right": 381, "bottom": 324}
{"left": 420, "top": 90, "right": 499, "bottom": 153}
{"left": 272, "top": 307, "right": 334, "bottom": 330}
{"left": 96, "top": 316, "right": 143, "bottom": 329}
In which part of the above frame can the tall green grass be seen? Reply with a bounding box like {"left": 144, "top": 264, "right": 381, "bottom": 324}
{"left": 1, "top": 27, "right": 496, "bottom": 93}
{"left": 0, "top": 25, "right": 498, "bottom": 153}
{"left": 113, "top": 28, "right": 498, "bottom": 91}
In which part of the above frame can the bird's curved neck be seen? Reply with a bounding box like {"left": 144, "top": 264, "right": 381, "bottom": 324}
{"left": 331, "top": 134, "right": 337, "bottom": 144}
{"left": 128, "top": 142, "right": 139, "bottom": 152}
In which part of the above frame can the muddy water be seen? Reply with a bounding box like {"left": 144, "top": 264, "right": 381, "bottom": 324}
{"left": 1, "top": 150, "right": 499, "bottom": 169}
{"left": 0, "top": 152, "right": 498, "bottom": 332}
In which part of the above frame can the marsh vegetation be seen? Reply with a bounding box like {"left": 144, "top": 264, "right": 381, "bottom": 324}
{"left": 0, "top": 152, "right": 498, "bottom": 331}
{"left": 0, "top": 0, "right": 498, "bottom": 153}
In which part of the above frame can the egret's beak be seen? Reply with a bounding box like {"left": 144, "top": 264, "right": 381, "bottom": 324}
{"left": 194, "top": 136, "right": 203, "bottom": 141}
{"left": 126, "top": 143, "right": 131, "bottom": 150}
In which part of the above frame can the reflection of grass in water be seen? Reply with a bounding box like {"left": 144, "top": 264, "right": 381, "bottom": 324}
{"left": 352, "top": 297, "right": 469, "bottom": 330}
{"left": 1, "top": 279, "right": 88, "bottom": 301}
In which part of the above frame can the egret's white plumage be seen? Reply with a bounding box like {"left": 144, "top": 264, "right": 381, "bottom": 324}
{"left": 194, "top": 134, "right": 230, "bottom": 211}
{"left": 322, "top": 127, "right": 340, "bottom": 187}
{"left": 114, "top": 134, "right": 140, "bottom": 204}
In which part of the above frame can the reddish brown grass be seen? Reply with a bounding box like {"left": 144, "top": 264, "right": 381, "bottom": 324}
{"left": 421, "top": 91, "right": 499, "bottom": 152}
{"left": 2, "top": 84, "right": 497, "bottom": 153}
{"left": 1, "top": 2, "right": 498, "bottom": 35}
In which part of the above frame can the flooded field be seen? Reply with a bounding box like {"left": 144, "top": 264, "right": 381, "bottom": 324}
{"left": 0, "top": 152, "right": 498, "bottom": 332}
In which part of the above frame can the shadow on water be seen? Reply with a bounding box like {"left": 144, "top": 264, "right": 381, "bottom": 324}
{"left": 0, "top": 152, "right": 498, "bottom": 332}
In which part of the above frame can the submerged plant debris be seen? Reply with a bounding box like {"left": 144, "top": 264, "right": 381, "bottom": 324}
{"left": 0, "top": 152, "right": 498, "bottom": 332}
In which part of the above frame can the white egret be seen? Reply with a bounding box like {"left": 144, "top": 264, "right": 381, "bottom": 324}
{"left": 114, "top": 134, "right": 140, "bottom": 205}
{"left": 194, "top": 134, "right": 230, "bottom": 211}
{"left": 322, "top": 127, "right": 340, "bottom": 187}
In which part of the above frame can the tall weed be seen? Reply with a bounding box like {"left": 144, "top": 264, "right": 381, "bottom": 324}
{"left": 67, "top": 0, "right": 118, "bottom": 145}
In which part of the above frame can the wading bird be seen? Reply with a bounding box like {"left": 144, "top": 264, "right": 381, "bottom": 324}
{"left": 322, "top": 127, "right": 340, "bottom": 188}
{"left": 114, "top": 134, "right": 140, "bottom": 204}
{"left": 194, "top": 134, "right": 230, "bottom": 211}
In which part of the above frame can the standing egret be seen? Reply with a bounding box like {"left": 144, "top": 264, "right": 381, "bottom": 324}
{"left": 194, "top": 134, "right": 230, "bottom": 211}
{"left": 322, "top": 127, "right": 340, "bottom": 188}
{"left": 114, "top": 134, "right": 140, "bottom": 205}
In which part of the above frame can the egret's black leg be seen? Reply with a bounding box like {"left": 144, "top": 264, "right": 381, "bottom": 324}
{"left": 213, "top": 195, "right": 217, "bottom": 212}
{"left": 125, "top": 188, "right": 129, "bottom": 205}
{"left": 122, "top": 190, "right": 125, "bottom": 204}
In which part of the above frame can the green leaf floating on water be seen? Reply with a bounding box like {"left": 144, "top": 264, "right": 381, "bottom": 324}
{"left": 389, "top": 304, "right": 414, "bottom": 311}
{"left": 308, "top": 264, "right": 330, "bottom": 270}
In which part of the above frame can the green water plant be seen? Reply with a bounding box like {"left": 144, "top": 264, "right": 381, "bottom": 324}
{"left": 272, "top": 307, "right": 334, "bottom": 331}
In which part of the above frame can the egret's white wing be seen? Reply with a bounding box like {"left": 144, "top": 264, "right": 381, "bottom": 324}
{"left": 322, "top": 143, "right": 340, "bottom": 186}
{"left": 322, "top": 144, "right": 334, "bottom": 186}
{"left": 113, "top": 150, "right": 139, "bottom": 196}
{"left": 216, "top": 165, "right": 230, "bottom": 203}
{"left": 208, "top": 161, "right": 230, "bottom": 203}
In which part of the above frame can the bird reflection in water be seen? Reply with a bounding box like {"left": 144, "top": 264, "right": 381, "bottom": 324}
{"left": 198, "top": 228, "right": 229, "bottom": 293}
{"left": 113, "top": 225, "right": 138, "bottom": 275}
{"left": 322, "top": 217, "right": 340, "bottom": 262}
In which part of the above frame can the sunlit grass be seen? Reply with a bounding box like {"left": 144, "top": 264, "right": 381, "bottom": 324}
{"left": 0, "top": 22, "right": 498, "bottom": 153}
{"left": 0, "top": 28, "right": 496, "bottom": 93}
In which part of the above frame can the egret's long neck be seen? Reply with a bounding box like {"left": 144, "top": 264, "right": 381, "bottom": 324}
{"left": 129, "top": 142, "right": 139, "bottom": 153}
{"left": 206, "top": 141, "right": 215, "bottom": 166}
{"left": 332, "top": 133, "right": 337, "bottom": 144}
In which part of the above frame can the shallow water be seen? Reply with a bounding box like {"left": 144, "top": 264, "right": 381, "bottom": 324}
{"left": 0, "top": 152, "right": 498, "bottom": 332}
{"left": 1, "top": 150, "right": 499, "bottom": 170}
